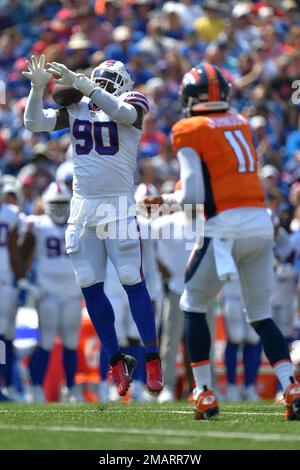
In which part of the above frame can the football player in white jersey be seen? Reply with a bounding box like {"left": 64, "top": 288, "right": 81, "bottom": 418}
{"left": 273, "top": 223, "right": 298, "bottom": 345}
{"left": 19, "top": 182, "right": 82, "bottom": 403}
{"left": 23, "top": 55, "right": 163, "bottom": 397}
{"left": 0, "top": 174, "right": 23, "bottom": 401}
{"left": 220, "top": 279, "right": 261, "bottom": 402}
{"left": 152, "top": 202, "right": 201, "bottom": 403}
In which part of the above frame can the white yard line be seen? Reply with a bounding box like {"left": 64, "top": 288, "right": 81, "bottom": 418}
{"left": 0, "top": 424, "right": 298, "bottom": 443}
{"left": 0, "top": 410, "right": 282, "bottom": 416}
{"left": 0, "top": 407, "right": 281, "bottom": 415}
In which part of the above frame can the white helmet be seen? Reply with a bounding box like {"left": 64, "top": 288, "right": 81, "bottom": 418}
{"left": 56, "top": 160, "right": 74, "bottom": 186}
{"left": 91, "top": 60, "right": 134, "bottom": 96}
{"left": 42, "top": 182, "right": 71, "bottom": 225}
{"left": 2, "top": 175, "right": 21, "bottom": 203}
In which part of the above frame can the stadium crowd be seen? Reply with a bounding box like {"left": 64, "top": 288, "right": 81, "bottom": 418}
{"left": 1, "top": 0, "right": 300, "bottom": 403}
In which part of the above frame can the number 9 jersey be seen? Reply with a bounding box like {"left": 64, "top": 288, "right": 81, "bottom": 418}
{"left": 172, "top": 112, "right": 265, "bottom": 220}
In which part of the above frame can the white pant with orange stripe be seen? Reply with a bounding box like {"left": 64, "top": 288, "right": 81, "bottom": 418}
{"left": 180, "top": 237, "right": 274, "bottom": 324}
{"left": 65, "top": 217, "right": 143, "bottom": 288}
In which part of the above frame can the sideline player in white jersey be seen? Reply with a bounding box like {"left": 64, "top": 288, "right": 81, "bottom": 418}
{"left": 100, "top": 183, "right": 163, "bottom": 402}
{"left": 0, "top": 175, "right": 23, "bottom": 401}
{"left": 273, "top": 224, "right": 298, "bottom": 344}
{"left": 23, "top": 55, "right": 163, "bottom": 397}
{"left": 19, "top": 182, "right": 82, "bottom": 403}
{"left": 220, "top": 278, "right": 261, "bottom": 402}
{"left": 152, "top": 200, "right": 201, "bottom": 403}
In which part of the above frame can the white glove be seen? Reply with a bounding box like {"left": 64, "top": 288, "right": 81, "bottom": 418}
{"left": 17, "top": 278, "right": 43, "bottom": 302}
{"left": 22, "top": 55, "right": 51, "bottom": 90}
{"left": 47, "top": 62, "right": 78, "bottom": 87}
{"left": 47, "top": 61, "right": 97, "bottom": 96}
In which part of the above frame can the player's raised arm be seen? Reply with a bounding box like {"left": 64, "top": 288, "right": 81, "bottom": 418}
{"left": 47, "top": 61, "right": 139, "bottom": 127}
{"left": 23, "top": 55, "right": 69, "bottom": 132}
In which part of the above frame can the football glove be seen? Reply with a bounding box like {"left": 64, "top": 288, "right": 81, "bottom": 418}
{"left": 47, "top": 62, "right": 78, "bottom": 87}
{"left": 22, "top": 55, "right": 51, "bottom": 89}
{"left": 47, "top": 61, "right": 97, "bottom": 96}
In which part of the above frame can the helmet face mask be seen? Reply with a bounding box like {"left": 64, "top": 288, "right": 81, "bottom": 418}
{"left": 45, "top": 201, "right": 70, "bottom": 225}
{"left": 180, "top": 63, "right": 230, "bottom": 117}
{"left": 91, "top": 60, "right": 134, "bottom": 96}
{"left": 42, "top": 182, "right": 71, "bottom": 226}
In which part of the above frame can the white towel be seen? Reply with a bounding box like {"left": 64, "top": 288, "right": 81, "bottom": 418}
{"left": 213, "top": 238, "right": 239, "bottom": 282}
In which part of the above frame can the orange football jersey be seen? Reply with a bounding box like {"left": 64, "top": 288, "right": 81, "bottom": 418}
{"left": 172, "top": 112, "right": 265, "bottom": 218}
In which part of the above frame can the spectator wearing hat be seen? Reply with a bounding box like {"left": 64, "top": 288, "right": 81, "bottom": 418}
{"left": 232, "top": 2, "right": 261, "bottom": 46}
{"left": 67, "top": 32, "right": 95, "bottom": 70}
{"left": 104, "top": 25, "right": 136, "bottom": 63}
{"left": 161, "top": 3, "right": 185, "bottom": 41}
{"left": 130, "top": 0, "right": 155, "bottom": 37}
{"left": 260, "top": 164, "right": 289, "bottom": 201}
{"left": 193, "top": 0, "right": 225, "bottom": 43}
{"left": 127, "top": 46, "right": 155, "bottom": 87}
{"left": 144, "top": 77, "right": 179, "bottom": 134}
{"left": 221, "top": 19, "right": 250, "bottom": 58}
{"left": 2, "top": 175, "right": 21, "bottom": 207}
{"left": 179, "top": 27, "right": 206, "bottom": 67}
{"left": 137, "top": 17, "right": 178, "bottom": 63}
{"left": 164, "top": 0, "right": 203, "bottom": 26}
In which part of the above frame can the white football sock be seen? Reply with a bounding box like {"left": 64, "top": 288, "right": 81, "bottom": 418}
{"left": 192, "top": 360, "right": 212, "bottom": 392}
{"left": 273, "top": 360, "right": 294, "bottom": 391}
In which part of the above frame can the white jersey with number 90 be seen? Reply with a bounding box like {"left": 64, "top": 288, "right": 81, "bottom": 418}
{"left": 67, "top": 95, "right": 147, "bottom": 200}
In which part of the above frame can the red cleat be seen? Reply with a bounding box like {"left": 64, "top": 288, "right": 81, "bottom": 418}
{"left": 284, "top": 383, "right": 300, "bottom": 421}
{"left": 110, "top": 355, "right": 137, "bottom": 397}
{"left": 146, "top": 358, "right": 164, "bottom": 394}
{"left": 193, "top": 388, "right": 219, "bottom": 420}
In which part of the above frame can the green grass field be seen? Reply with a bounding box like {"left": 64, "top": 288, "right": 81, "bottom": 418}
{"left": 0, "top": 401, "right": 299, "bottom": 450}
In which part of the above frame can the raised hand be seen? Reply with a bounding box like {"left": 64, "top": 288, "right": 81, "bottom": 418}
{"left": 22, "top": 55, "right": 51, "bottom": 89}
{"left": 47, "top": 62, "right": 78, "bottom": 87}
